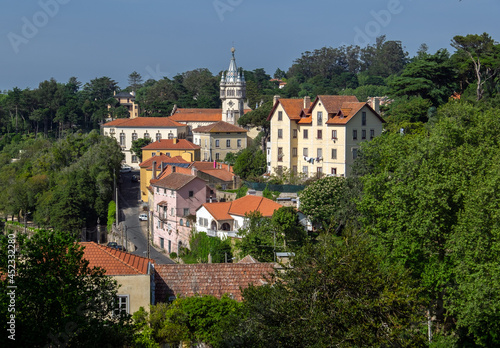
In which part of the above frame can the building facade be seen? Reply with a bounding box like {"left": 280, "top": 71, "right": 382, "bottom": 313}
{"left": 141, "top": 138, "right": 201, "bottom": 163}
{"left": 192, "top": 121, "right": 248, "bottom": 162}
{"left": 150, "top": 172, "right": 208, "bottom": 254}
{"left": 101, "top": 117, "right": 188, "bottom": 167}
{"left": 267, "top": 95, "right": 385, "bottom": 178}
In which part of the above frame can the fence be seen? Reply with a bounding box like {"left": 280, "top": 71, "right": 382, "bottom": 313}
{"left": 243, "top": 181, "right": 305, "bottom": 193}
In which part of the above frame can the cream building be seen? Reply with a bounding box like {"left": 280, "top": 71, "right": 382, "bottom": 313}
{"left": 267, "top": 95, "right": 384, "bottom": 178}
{"left": 192, "top": 121, "right": 248, "bottom": 162}
{"left": 101, "top": 117, "right": 187, "bottom": 167}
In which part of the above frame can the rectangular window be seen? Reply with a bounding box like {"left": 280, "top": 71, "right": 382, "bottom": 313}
{"left": 317, "top": 148, "right": 322, "bottom": 158}
{"left": 278, "top": 111, "right": 283, "bottom": 121}
{"left": 362, "top": 112, "right": 366, "bottom": 126}
{"left": 331, "top": 148, "right": 337, "bottom": 159}
{"left": 303, "top": 148, "right": 308, "bottom": 157}
{"left": 132, "top": 155, "right": 138, "bottom": 163}
{"left": 144, "top": 133, "right": 150, "bottom": 139}
{"left": 168, "top": 240, "right": 171, "bottom": 253}
{"left": 353, "top": 148, "right": 358, "bottom": 160}
{"left": 293, "top": 129, "right": 297, "bottom": 138}
{"left": 317, "top": 111, "right": 323, "bottom": 126}
{"left": 115, "top": 295, "right": 129, "bottom": 316}
{"left": 317, "top": 167, "right": 323, "bottom": 178}
{"left": 184, "top": 208, "right": 189, "bottom": 216}
{"left": 278, "top": 129, "right": 283, "bottom": 139}
{"left": 331, "top": 168, "right": 337, "bottom": 175}
{"left": 160, "top": 237, "right": 164, "bottom": 249}
{"left": 237, "top": 139, "right": 241, "bottom": 147}
{"left": 204, "top": 152, "right": 208, "bottom": 160}
{"left": 156, "top": 133, "right": 162, "bottom": 141}
{"left": 332, "top": 130, "right": 337, "bottom": 139}
{"left": 362, "top": 129, "right": 366, "bottom": 140}
{"left": 370, "top": 129, "right": 375, "bottom": 139}
{"left": 120, "top": 133, "right": 125, "bottom": 146}
{"left": 292, "top": 147, "right": 297, "bottom": 157}
{"left": 215, "top": 153, "right": 220, "bottom": 160}
{"left": 292, "top": 165, "right": 297, "bottom": 173}
{"left": 353, "top": 129, "right": 357, "bottom": 140}
{"left": 171, "top": 208, "right": 174, "bottom": 216}
{"left": 132, "top": 133, "right": 138, "bottom": 141}
{"left": 215, "top": 140, "right": 220, "bottom": 147}
{"left": 226, "top": 139, "right": 231, "bottom": 147}
{"left": 189, "top": 191, "right": 194, "bottom": 198}
{"left": 278, "top": 147, "right": 283, "bottom": 162}
{"left": 277, "top": 165, "right": 283, "bottom": 173}
{"left": 302, "top": 166, "right": 308, "bottom": 174}
{"left": 303, "top": 129, "right": 308, "bottom": 139}
{"left": 205, "top": 139, "right": 207, "bottom": 148}
{"left": 317, "top": 130, "right": 322, "bottom": 139}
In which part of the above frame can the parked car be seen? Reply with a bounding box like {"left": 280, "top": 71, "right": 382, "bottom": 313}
{"left": 139, "top": 213, "right": 148, "bottom": 221}
{"left": 131, "top": 175, "right": 138, "bottom": 182}
{"left": 116, "top": 245, "right": 127, "bottom": 252}
{"left": 107, "top": 242, "right": 117, "bottom": 249}
{"left": 120, "top": 165, "right": 132, "bottom": 173}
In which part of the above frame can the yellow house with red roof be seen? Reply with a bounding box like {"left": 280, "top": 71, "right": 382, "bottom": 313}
{"left": 267, "top": 95, "right": 385, "bottom": 178}
{"left": 81, "top": 242, "right": 155, "bottom": 314}
{"left": 195, "top": 195, "right": 283, "bottom": 239}
{"left": 141, "top": 138, "right": 201, "bottom": 163}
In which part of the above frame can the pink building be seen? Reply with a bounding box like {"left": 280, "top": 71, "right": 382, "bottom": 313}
{"left": 150, "top": 172, "right": 208, "bottom": 254}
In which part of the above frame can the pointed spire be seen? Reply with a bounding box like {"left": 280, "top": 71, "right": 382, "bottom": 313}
{"left": 226, "top": 47, "right": 238, "bottom": 83}
{"left": 221, "top": 71, "right": 225, "bottom": 83}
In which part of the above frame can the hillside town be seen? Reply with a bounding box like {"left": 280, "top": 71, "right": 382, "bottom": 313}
{"left": 2, "top": 25, "right": 500, "bottom": 347}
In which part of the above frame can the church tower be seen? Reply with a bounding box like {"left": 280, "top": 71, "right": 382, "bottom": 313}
{"left": 220, "top": 47, "right": 246, "bottom": 125}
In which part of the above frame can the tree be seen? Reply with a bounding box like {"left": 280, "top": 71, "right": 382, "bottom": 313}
{"left": 131, "top": 138, "right": 152, "bottom": 162}
{"left": 237, "top": 233, "right": 426, "bottom": 347}
{"left": 0, "top": 230, "right": 133, "bottom": 347}
{"left": 451, "top": 33, "right": 500, "bottom": 101}
{"left": 180, "top": 232, "right": 232, "bottom": 264}
{"left": 128, "top": 71, "right": 143, "bottom": 93}
{"left": 233, "top": 147, "right": 266, "bottom": 180}
{"left": 298, "top": 176, "right": 347, "bottom": 230}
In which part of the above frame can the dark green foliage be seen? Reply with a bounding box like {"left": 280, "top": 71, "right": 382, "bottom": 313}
{"left": 131, "top": 137, "right": 152, "bottom": 162}
{"left": 233, "top": 147, "right": 266, "bottom": 180}
{"left": 235, "top": 185, "right": 248, "bottom": 199}
{"left": 181, "top": 232, "right": 232, "bottom": 264}
{"left": 0, "top": 230, "right": 133, "bottom": 347}
{"left": 237, "top": 233, "right": 426, "bottom": 347}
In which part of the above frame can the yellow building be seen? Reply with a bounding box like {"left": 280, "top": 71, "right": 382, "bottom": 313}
{"left": 267, "top": 95, "right": 385, "bottom": 178}
{"left": 141, "top": 138, "right": 201, "bottom": 163}
{"left": 192, "top": 121, "right": 248, "bottom": 162}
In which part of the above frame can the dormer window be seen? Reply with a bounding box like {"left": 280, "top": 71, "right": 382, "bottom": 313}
{"left": 317, "top": 111, "right": 323, "bottom": 126}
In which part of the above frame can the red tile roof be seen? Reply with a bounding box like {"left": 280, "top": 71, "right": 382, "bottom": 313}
{"left": 267, "top": 98, "right": 306, "bottom": 121}
{"left": 170, "top": 108, "right": 223, "bottom": 122}
{"left": 81, "top": 242, "right": 153, "bottom": 275}
{"left": 142, "top": 139, "right": 200, "bottom": 150}
{"left": 326, "top": 102, "right": 365, "bottom": 125}
{"left": 310, "top": 95, "right": 359, "bottom": 114}
{"left": 198, "top": 169, "right": 235, "bottom": 182}
{"left": 154, "top": 263, "right": 275, "bottom": 302}
{"left": 103, "top": 117, "right": 186, "bottom": 128}
{"left": 150, "top": 172, "right": 203, "bottom": 190}
{"left": 200, "top": 195, "right": 283, "bottom": 221}
{"left": 238, "top": 255, "right": 260, "bottom": 263}
{"left": 139, "top": 155, "right": 189, "bottom": 169}
{"left": 192, "top": 121, "right": 248, "bottom": 133}
{"left": 193, "top": 161, "right": 234, "bottom": 173}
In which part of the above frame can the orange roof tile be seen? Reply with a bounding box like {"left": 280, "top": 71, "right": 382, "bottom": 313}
{"left": 81, "top": 242, "right": 153, "bottom": 275}
{"left": 170, "top": 108, "right": 223, "bottom": 122}
{"left": 228, "top": 195, "right": 283, "bottom": 217}
{"left": 139, "top": 155, "right": 190, "bottom": 169}
{"left": 150, "top": 172, "right": 203, "bottom": 190}
{"left": 202, "top": 201, "right": 233, "bottom": 220}
{"left": 154, "top": 263, "right": 275, "bottom": 302}
{"left": 192, "top": 121, "right": 248, "bottom": 133}
{"left": 103, "top": 117, "right": 186, "bottom": 128}
{"left": 311, "top": 95, "right": 359, "bottom": 114}
{"left": 198, "top": 169, "right": 235, "bottom": 182}
{"left": 267, "top": 98, "right": 306, "bottom": 121}
{"left": 142, "top": 139, "right": 200, "bottom": 150}
{"left": 193, "top": 161, "right": 233, "bottom": 173}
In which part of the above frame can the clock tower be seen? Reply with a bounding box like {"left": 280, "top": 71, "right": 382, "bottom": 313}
{"left": 220, "top": 47, "right": 246, "bottom": 125}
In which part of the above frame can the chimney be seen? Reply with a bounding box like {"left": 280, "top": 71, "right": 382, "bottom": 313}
{"left": 172, "top": 165, "right": 176, "bottom": 173}
{"left": 173, "top": 138, "right": 177, "bottom": 144}
{"left": 152, "top": 161, "right": 157, "bottom": 179}
{"left": 273, "top": 95, "right": 280, "bottom": 105}
{"left": 209, "top": 196, "right": 212, "bottom": 203}
{"left": 304, "top": 96, "right": 311, "bottom": 109}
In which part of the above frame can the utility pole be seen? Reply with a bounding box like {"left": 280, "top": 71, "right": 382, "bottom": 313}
{"left": 147, "top": 211, "right": 150, "bottom": 259}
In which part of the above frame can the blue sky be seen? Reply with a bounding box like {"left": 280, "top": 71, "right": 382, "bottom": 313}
{"left": 1, "top": 0, "right": 498, "bottom": 91}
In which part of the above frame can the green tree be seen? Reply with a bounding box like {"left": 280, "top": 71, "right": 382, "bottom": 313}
{"left": 233, "top": 147, "right": 266, "bottom": 180}
{"left": 0, "top": 230, "right": 133, "bottom": 347}
{"left": 128, "top": 71, "right": 143, "bottom": 93}
{"left": 181, "top": 232, "right": 232, "bottom": 264}
{"left": 131, "top": 138, "right": 152, "bottom": 162}
{"left": 237, "top": 233, "right": 426, "bottom": 347}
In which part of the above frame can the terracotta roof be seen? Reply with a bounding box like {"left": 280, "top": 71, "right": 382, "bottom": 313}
{"left": 103, "top": 117, "right": 186, "bottom": 128}
{"left": 192, "top": 121, "right": 248, "bottom": 133}
{"left": 200, "top": 195, "right": 283, "bottom": 221}
{"left": 201, "top": 201, "right": 233, "bottom": 220}
{"left": 170, "top": 108, "right": 223, "bottom": 122}
{"left": 142, "top": 139, "right": 200, "bottom": 150}
{"left": 238, "top": 255, "right": 260, "bottom": 263}
{"left": 326, "top": 102, "right": 365, "bottom": 125}
{"left": 198, "top": 169, "right": 235, "bottom": 182}
{"left": 267, "top": 98, "right": 306, "bottom": 122}
{"left": 155, "top": 165, "right": 193, "bottom": 180}
{"left": 310, "top": 95, "right": 359, "bottom": 114}
{"left": 228, "top": 195, "right": 283, "bottom": 217}
{"left": 193, "top": 161, "right": 234, "bottom": 173}
{"left": 150, "top": 172, "right": 201, "bottom": 190}
{"left": 81, "top": 242, "right": 153, "bottom": 275}
{"left": 154, "top": 263, "right": 275, "bottom": 302}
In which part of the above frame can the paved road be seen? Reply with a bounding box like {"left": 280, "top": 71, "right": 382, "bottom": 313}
{"left": 117, "top": 171, "right": 174, "bottom": 265}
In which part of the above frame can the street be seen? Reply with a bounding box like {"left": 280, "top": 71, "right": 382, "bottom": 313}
{"left": 117, "top": 171, "right": 174, "bottom": 264}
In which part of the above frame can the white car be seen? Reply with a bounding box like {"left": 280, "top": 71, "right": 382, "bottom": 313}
{"left": 139, "top": 213, "right": 148, "bottom": 221}
{"left": 120, "top": 165, "right": 132, "bottom": 173}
